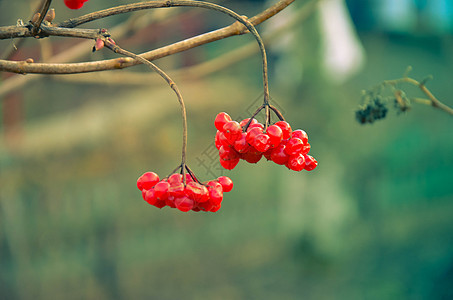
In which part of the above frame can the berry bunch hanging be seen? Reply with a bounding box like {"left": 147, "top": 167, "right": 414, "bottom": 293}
{"left": 137, "top": 170, "right": 233, "bottom": 212}
{"left": 214, "top": 112, "right": 318, "bottom": 172}
{"left": 130, "top": 1, "right": 318, "bottom": 213}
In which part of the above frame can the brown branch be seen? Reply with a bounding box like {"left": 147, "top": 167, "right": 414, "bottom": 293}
{"left": 384, "top": 77, "right": 453, "bottom": 116}
{"left": 0, "top": 9, "right": 188, "bottom": 97}
{"left": 31, "top": 0, "right": 53, "bottom": 36}
{"left": 0, "top": 0, "right": 294, "bottom": 75}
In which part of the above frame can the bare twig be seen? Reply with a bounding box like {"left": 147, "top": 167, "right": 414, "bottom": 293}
{"left": 103, "top": 39, "right": 188, "bottom": 177}
{"left": 384, "top": 77, "right": 453, "bottom": 116}
{"left": 31, "top": 0, "right": 53, "bottom": 36}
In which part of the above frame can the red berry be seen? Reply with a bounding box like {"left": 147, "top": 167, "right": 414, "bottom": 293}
{"left": 239, "top": 118, "right": 258, "bottom": 128}
{"left": 137, "top": 172, "right": 160, "bottom": 191}
{"left": 284, "top": 138, "right": 304, "bottom": 156}
{"left": 270, "top": 144, "right": 290, "bottom": 165}
{"left": 214, "top": 112, "right": 232, "bottom": 131}
{"left": 210, "top": 205, "right": 221, "bottom": 212}
{"left": 275, "top": 121, "right": 292, "bottom": 140}
{"left": 246, "top": 127, "right": 263, "bottom": 144}
{"left": 168, "top": 182, "right": 185, "bottom": 197}
{"left": 207, "top": 181, "right": 223, "bottom": 205}
{"left": 247, "top": 122, "right": 264, "bottom": 132}
{"left": 165, "top": 196, "right": 176, "bottom": 208}
{"left": 263, "top": 148, "right": 273, "bottom": 160}
{"left": 292, "top": 129, "right": 308, "bottom": 144}
{"left": 168, "top": 173, "right": 183, "bottom": 185}
{"left": 185, "top": 182, "right": 209, "bottom": 203}
{"left": 144, "top": 189, "right": 157, "bottom": 205}
{"left": 175, "top": 196, "right": 194, "bottom": 212}
{"left": 304, "top": 154, "right": 318, "bottom": 171}
{"left": 301, "top": 143, "right": 311, "bottom": 155}
{"left": 223, "top": 121, "right": 242, "bottom": 143}
{"left": 219, "top": 145, "right": 240, "bottom": 161}
{"left": 252, "top": 133, "right": 271, "bottom": 153}
{"left": 219, "top": 157, "right": 240, "bottom": 170}
{"left": 286, "top": 153, "right": 306, "bottom": 171}
{"left": 266, "top": 124, "right": 283, "bottom": 147}
{"left": 197, "top": 199, "right": 214, "bottom": 212}
{"left": 64, "top": 0, "right": 88, "bottom": 9}
{"left": 242, "top": 151, "right": 262, "bottom": 164}
{"left": 154, "top": 181, "right": 170, "bottom": 200}
{"left": 218, "top": 131, "right": 232, "bottom": 147}
{"left": 217, "top": 176, "right": 233, "bottom": 192}
{"left": 215, "top": 131, "right": 222, "bottom": 149}
{"left": 234, "top": 132, "right": 253, "bottom": 153}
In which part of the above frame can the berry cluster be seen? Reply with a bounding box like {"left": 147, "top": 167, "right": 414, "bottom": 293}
{"left": 137, "top": 171, "right": 233, "bottom": 212}
{"left": 64, "top": 0, "right": 89, "bottom": 9}
{"left": 214, "top": 112, "right": 318, "bottom": 172}
{"left": 356, "top": 96, "right": 388, "bottom": 124}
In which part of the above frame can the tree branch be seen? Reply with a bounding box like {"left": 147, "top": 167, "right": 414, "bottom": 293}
{"left": 0, "top": 0, "right": 294, "bottom": 75}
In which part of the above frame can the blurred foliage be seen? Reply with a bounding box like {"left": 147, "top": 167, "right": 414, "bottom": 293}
{"left": 1, "top": 1, "right": 453, "bottom": 299}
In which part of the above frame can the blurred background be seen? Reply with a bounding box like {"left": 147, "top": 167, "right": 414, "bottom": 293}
{"left": 1, "top": 0, "right": 453, "bottom": 299}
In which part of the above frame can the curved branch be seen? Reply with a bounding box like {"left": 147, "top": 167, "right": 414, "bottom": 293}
{"left": 0, "top": 0, "right": 293, "bottom": 75}
{"left": 384, "top": 77, "right": 453, "bottom": 116}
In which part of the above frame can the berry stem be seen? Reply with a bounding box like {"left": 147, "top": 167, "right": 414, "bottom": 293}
{"left": 103, "top": 39, "right": 188, "bottom": 172}
{"left": 269, "top": 104, "right": 286, "bottom": 121}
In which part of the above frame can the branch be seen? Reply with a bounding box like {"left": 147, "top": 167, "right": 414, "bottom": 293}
{"left": 0, "top": 0, "right": 294, "bottom": 75}
{"left": 384, "top": 77, "right": 453, "bottom": 116}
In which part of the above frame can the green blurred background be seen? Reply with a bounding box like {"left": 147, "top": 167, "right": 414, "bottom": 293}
{"left": 1, "top": 0, "right": 453, "bottom": 299}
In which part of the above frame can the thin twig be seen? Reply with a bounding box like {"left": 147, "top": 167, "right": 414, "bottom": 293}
{"left": 384, "top": 77, "right": 453, "bottom": 116}
{"left": 31, "top": 0, "right": 53, "bottom": 36}
{"left": 103, "top": 39, "right": 188, "bottom": 178}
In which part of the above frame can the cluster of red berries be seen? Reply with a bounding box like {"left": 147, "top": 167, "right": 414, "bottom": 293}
{"left": 137, "top": 171, "right": 233, "bottom": 212}
{"left": 64, "top": 0, "right": 89, "bottom": 9}
{"left": 214, "top": 112, "right": 318, "bottom": 172}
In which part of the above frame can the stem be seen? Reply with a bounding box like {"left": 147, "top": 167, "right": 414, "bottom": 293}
{"left": 103, "top": 39, "right": 188, "bottom": 173}
{"left": 31, "top": 0, "right": 53, "bottom": 35}
{"left": 384, "top": 77, "right": 453, "bottom": 116}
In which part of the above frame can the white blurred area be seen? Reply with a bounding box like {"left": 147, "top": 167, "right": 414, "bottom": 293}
{"left": 318, "top": 0, "right": 364, "bottom": 84}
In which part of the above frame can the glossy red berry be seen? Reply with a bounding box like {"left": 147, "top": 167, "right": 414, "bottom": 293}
{"left": 286, "top": 153, "right": 306, "bottom": 171}
{"left": 247, "top": 122, "right": 264, "bottom": 132}
{"left": 174, "top": 196, "right": 194, "bottom": 212}
{"left": 275, "top": 121, "right": 292, "bottom": 139}
{"left": 270, "top": 143, "right": 290, "bottom": 165}
{"left": 284, "top": 138, "right": 304, "bottom": 156}
{"left": 217, "top": 176, "right": 233, "bottom": 192}
{"left": 137, "top": 172, "right": 160, "bottom": 191}
{"left": 215, "top": 112, "right": 232, "bottom": 131}
{"left": 167, "top": 173, "right": 182, "bottom": 185}
{"left": 207, "top": 181, "right": 223, "bottom": 205}
{"left": 266, "top": 124, "right": 283, "bottom": 147}
{"left": 240, "top": 118, "right": 258, "bottom": 128}
{"left": 64, "top": 0, "right": 89, "bottom": 9}
{"left": 144, "top": 189, "right": 157, "bottom": 205}
{"left": 292, "top": 129, "right": 308, "bottom": 144}
{"left": 219, "top": 157, "right": 240, "bottom": 170}
{"left": 252, "top": 133, "right": 271, "bottom": 153}
{"left": 304, "top": 154, "right": 318, "bottom": 171}
{"left": 223, "top": 121, "right": 242, "bottom": 143}
{"left": 242, "top": 151, "right": 262, "bottom": 164}
{"left": 234, "top": 132, "right": 253, "bottom": 153}
{"left": 154, "top": 181, "right": 170, "bottom": 200}
{"left": 219, "top": 145, "right": 240, "bottom": 161}
{"left": 246, "top": 127, "right": 263, "bottom": 144}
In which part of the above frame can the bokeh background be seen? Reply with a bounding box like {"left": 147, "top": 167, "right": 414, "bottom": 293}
{"left": 1, "top": 0, "right": 453, "bottom": 299}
